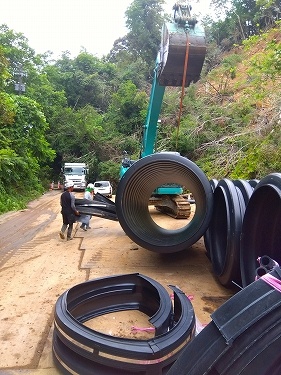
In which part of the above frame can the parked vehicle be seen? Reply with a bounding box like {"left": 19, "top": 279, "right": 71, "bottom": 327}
{"left": 93, "top": 181, "right": 112, "bottom": 198}
{"left": 61, "top": 162, "right": 88, "bottom": 191}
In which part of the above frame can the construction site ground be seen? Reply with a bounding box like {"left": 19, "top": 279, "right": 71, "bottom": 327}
{"left": 0, "top": 190, "right": 235, "bottom": 374}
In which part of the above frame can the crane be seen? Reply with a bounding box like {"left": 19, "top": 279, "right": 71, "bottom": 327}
{"left": 120, "top": 2, "right": 206, "bottom": 218}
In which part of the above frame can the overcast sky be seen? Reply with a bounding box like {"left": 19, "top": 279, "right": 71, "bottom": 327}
{"left": 0, "top": 0, "right": 211, "bottom": 59}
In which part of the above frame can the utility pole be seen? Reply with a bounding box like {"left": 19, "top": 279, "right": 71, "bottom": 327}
{"left": 14, "top": 65, "right": 26, "bottom": 94}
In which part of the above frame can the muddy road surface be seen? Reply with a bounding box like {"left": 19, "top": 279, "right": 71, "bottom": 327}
{"left": 0, "top": 190, "right": 234, "bottom": 374}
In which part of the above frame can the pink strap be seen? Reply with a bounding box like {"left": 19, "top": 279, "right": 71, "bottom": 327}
{"left": 261, "top": 273, "right": 281, "bottom": 292}
{"left": 170, "top": 293, "right": 194, "bottom": 300}
{"left": 131, "top": 326, "right": 155, "bottom": 332}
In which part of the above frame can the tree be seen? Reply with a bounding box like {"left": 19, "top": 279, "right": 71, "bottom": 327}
{"left": 107, "top": 36, "right": 131, "bottom": 64}
{"left": 125, "top": 0, "right": 165, "bottom": 68}
{"left": 256, "top": 0, "right": 281, "bottom": 28}
{"left": 51, "top": 52, "right": 118, "bottom": 112}
{"left": 105, "top": 80, "right": 148, "bottom": 136}
{"left": 0, "top": 92, "right": 15, "bottom": 151}
{"left": 0, "top": 25, "right": 39, "bottom": 95}
{"left": 210, "top": 0, "right": 232, "bottom": 18}
{"left": 0, "top": 94, "right": 55, "bottom": 204}
{"left": 0, "top": 46, "right": 10, "bottom": 89}
{"left": 9, "top": 95, "right": 55, "bottom": 163}
{"left": 208, "top": 0, "right": 263, "bottom": 48}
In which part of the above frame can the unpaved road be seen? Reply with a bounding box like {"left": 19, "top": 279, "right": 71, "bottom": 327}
{"left": 0, "top": 190, "right": 234, "bottom": 374}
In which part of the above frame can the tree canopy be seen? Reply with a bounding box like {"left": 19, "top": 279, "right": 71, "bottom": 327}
{"left": 0, "top": 0, "right": 280, "bottom": 213}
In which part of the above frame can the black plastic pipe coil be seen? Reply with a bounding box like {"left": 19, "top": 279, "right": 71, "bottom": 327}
{"left": 116, "top": 153, "right": 213, "bottom": 253}
{"left": 75, "top": 193, "right": 118, "bottom": 221}
{"left": 167, "top": 266, "right": 281, "bottom": 375}
{"left": 204, "top": 173, "right": 281, "bottom": 289}
{"left": 203, "top": 178, "right": 218, "bottom": 260}
{"left": 53, "top": 273, "right": 195, "bottom": 375}
{"left": 204, "top": 178, "right": 254, "bottom": 287}
{"left": 240, "top": 173, "right": 281, "bottom": 287}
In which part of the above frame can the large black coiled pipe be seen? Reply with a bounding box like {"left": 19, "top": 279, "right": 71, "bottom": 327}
{"left": 207, "top": 179, "right": 253, "bottom": 287}
{"left": 116, "top": 153, "right": 213, "bottom": 253}
{"left": 166, "top": 267, "right": 281, "bottom": 375}
{"left": 204, "top": 179, "right": 218, "bottom": 259}
{"left": 248, "top": 179, "right": 260, "bottom": 188}
{"left": 240, "top": 173, "right": 281, "bottom": 287}
{"left": 233, "top": 179, "right": 254, "bottom": 205}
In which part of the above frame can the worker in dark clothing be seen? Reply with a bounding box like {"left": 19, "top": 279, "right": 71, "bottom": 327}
{"left": 59, "top": 180, "right": 80, "bottom": 241}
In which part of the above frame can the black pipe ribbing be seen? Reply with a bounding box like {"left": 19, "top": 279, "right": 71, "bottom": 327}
{"left": 116, "top": 153, "right": 213, "bottom": 253}
{"left": 167, "top": 267, "right": 281, "bottom": 375}
{"left": 206, "top": 179, "right": 253, "bottom": 287}
{"left": 204, "top": 179, "right": 218, "bottom": 259}
{"left": 240, "top": 173, "right": 281, "bottom": 287}
{"left": 53, "top": 273, "right": 195, "bottom": 375}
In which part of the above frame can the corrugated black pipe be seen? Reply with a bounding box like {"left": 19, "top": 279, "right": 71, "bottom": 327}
{"left": 116, "top": 153, "right": 213, "bottom": 253}
{"left": 207, "top": 179, "right": 253, "bottom": 287}
{"left": 240, "top": 173, "right": 281, "bottom": 287}
{"left": 167, "top": 267, "right": 281, "bottom": 375}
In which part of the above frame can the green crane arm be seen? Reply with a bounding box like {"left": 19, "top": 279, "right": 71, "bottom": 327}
{"left": 141, "top": 64, "right": 165, "bottom": 158}
{"left": 121, "top": 2, "right": 206, "bottom": 176}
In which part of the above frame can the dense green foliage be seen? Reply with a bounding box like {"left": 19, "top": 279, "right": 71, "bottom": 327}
{"left": 0, "top": 0, "right": 280, "bottom": 213}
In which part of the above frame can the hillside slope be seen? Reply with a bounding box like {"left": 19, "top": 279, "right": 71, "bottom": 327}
{"left": 175, "top": 24, "right": 281, "bottom": 180}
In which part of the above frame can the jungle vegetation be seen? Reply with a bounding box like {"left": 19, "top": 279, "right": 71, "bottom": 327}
{"left": 0, "top": 0, "right": 280, "bottom": 213}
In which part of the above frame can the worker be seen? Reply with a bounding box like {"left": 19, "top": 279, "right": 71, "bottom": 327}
{"left": 59, "top": 180, "right": 80, "bottom": 241}
{"left": 79, "top": 183, "right": 95, "bottom": 231}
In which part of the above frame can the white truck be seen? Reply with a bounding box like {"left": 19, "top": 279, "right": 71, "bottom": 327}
{"left": 61, "top": 162, "right": 88, "bottom": 191}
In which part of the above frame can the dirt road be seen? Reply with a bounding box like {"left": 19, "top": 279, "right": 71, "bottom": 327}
{"left": 0, "top": 190, "right": 234, "bottom": 374}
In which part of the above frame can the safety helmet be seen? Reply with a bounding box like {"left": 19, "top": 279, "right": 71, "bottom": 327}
{"left": 65, "top": 180, "right": 74, "bottom": 188}
{"left": 87, "top": 183, "right": 95, "bottom": 190}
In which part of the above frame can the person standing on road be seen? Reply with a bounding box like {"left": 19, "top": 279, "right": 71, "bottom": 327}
{"left": 59, "top": 180, "right": 80, "bottom": 241}
{"left": 79, "top": 183, "right": 95, "bottom": 231}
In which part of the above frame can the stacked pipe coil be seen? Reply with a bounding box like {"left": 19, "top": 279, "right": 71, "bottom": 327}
{"left": 167, "top": 266, "right": 281, "bottom": 375}
{"left": 116, "top": 153, "right": 213, "bottom": 253}
{"left": 53, "top": 273, "right": 195, "bottom": 375}
{"left": 240, "top": 173, "right": 281, "bottom": 287}
{"left": 204, "top": 178, "right": 254, "bottom": 287}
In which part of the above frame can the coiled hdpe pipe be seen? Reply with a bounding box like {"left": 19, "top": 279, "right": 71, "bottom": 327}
{"left": 240, "top": 173, "right": 281, "bottom": 287}
{"left": 116, "top": 153, "right": 213, "bottom": 253}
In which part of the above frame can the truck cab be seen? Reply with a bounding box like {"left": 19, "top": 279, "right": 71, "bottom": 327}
{"left": 62, "top": 162, "right": 88, "bottom": 191}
